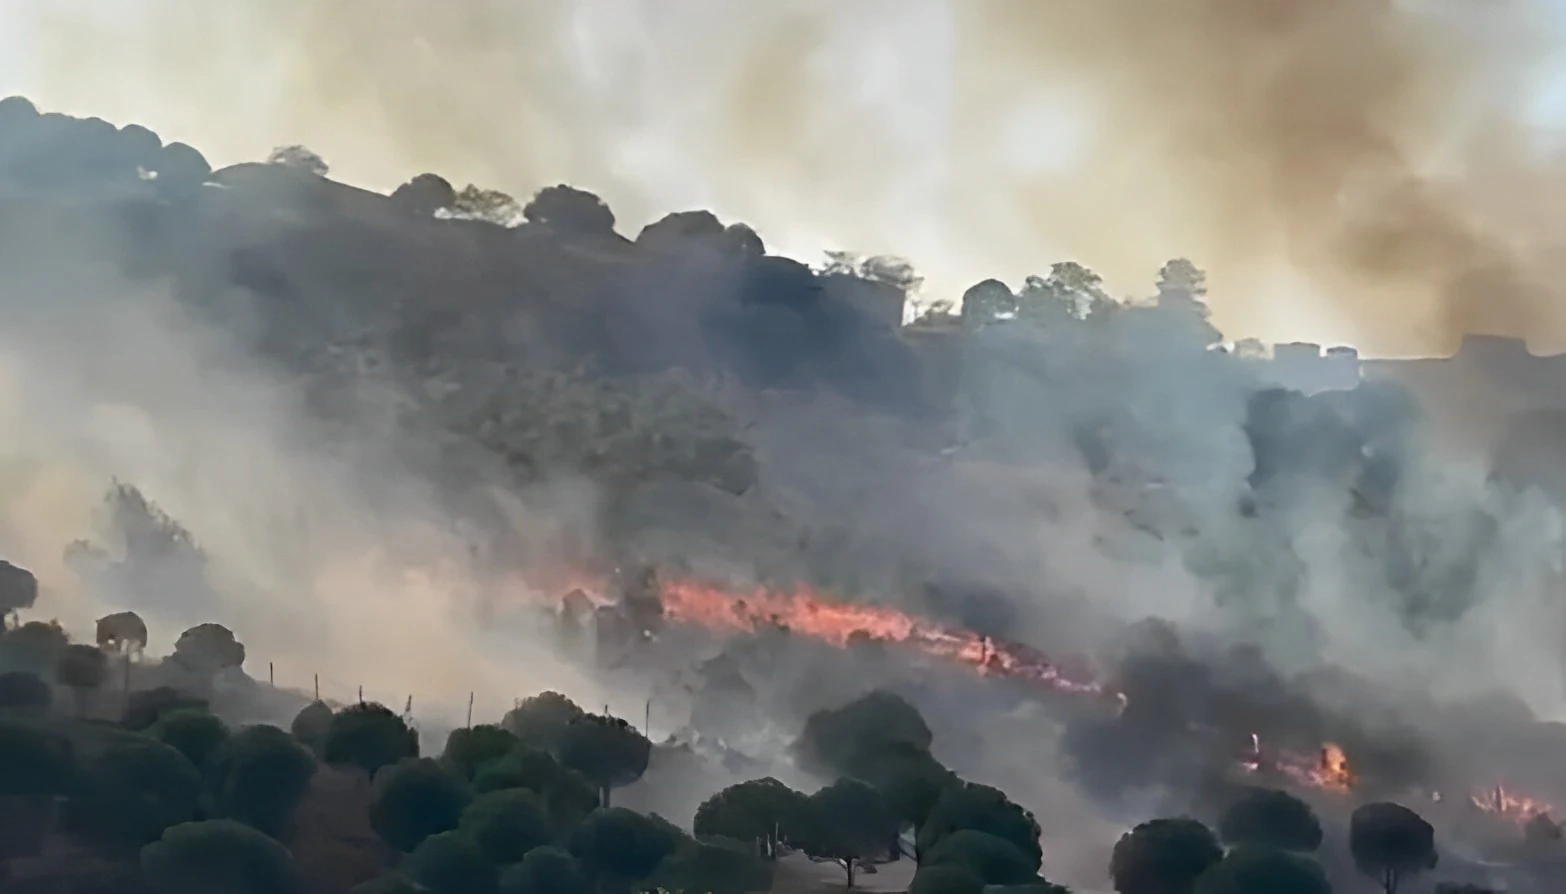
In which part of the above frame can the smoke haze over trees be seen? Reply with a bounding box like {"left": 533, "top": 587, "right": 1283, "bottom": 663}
{"left": 1, "top": 25, "right": 1566, "bottom": 882}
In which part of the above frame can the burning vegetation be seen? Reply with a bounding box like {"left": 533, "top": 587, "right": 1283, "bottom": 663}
{"left": 2, "top": 77, "right": 1566, "bottom": 892}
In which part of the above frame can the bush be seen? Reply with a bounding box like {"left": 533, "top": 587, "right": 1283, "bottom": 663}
{"left": 324, "top": 702, "right": 418, "bottom": 778}
{"left": 206, "top": 724, "right": 318, "bottom": 840}
{"left": 403, "top": 831, "right": 497, "bottom": 894}
{"left": 459, "top": 789, "right": 553, "bottom": 863}
{"left": 370, "top": 758, "right": 472, "bottom": 853}
{"left": 70, "top": 738, "right": 202, "bottom": 853}
{"left": 442, "top": 724, "right": 517, "bottom": 780}
{"left": 498, "top": 846, "right": 585, "bottom": 894}
{"left": 0, "top": 670, "right": 51, "bottom": 712}
{"left": 150, "top": 709, "right": 230, "bottom": 769}
{"left": 142, "top": 819, "right": 305, "bottom": 894}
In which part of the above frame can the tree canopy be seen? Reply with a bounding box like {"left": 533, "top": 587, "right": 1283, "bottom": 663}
{"left": 569, "top": 806, "right": 680, "bottom": 881}
{"left": 96, "top": 610, "right": 149, "bottom": 656}
{"left": 472, "top": 746, "right": 598, "bottom": 829}
{"left": 442, "top": 723, "right": 518, "bottom": 780}
{"left": 323, "top": 702, "right": 419, "bottom": 778}
{"left": 0, "top": 560, "right": 38, "bottom": 620}
{"left": 150, "top": 708, "right": 230, "bottom": 770}
{"left": 0, "top": 670, "right": 51, "bottom": 712}
{"left": 922, "top": 829, "right": 1039, "bottom": 886}
{"left": 205, "top": 723, "right": 317, "bottom": 839}
{"left": 557, "top": 713, "right": 651, "bottom": 806}
{"left": 69, "top": 737, "right": 203, "bottom": 853}
{"left": 693, "top": 776, "right": 811, "bottom": 852}
{"left": 1193, "top": 845, "right": 1332, "bottom": 894}
{"left": 917, "top": 782, "right": 1043, "bottom": 873}
{"left": 1110, "top": 817, "right": 1224, "bottom": 894}
{"left": 498, "top": 845, "right": 586, "bottom": 894}
{"left": 370, "top": 758, "right": 473, "bottom": 853}
{"left": 402, "top": 830, "right": 498, "bottom": 894}
{"left": 799, "top": 779, "right": 900, "bottom": 888}
{"left": 796, "top": 689, "right": 934, "bottom": 779}
{"left": 1217, "top": 787, "right": 1323, "bottom": 853}
{"left": 1349, "top": 802, "right": 1437, "bottom": 894}
{"left": 502, "top": 691, "right": 584, "bottom": 754}
{"left": 142, "top": 819, "right": 306, "bottom": 894}
{"left": 459, "top": 788, "right": 555, "bottom": 864}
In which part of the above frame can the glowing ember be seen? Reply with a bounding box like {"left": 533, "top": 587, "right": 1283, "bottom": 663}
{"left": 543, "top": 567, "right": 1560, "bottom": 814}
{"left": 1472, "top": 782, "right": 1553, "bottom": 824}
{"left": 657, "top": 578, "right": 1105, "bottom": 695}
{"left": 1239, "top": 735, "right": 1354, "bottom": 793}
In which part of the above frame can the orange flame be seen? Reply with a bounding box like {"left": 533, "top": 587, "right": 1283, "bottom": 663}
{"left": 548, "top": 569, "right": 1560, "bottom": 814}
{"left": 1472, "top": 782, "right": 1553, "bottom": 824}
{"left": 657, "top": 578, "right": 1106, "bottom": 695}
{"left": 1240, "top": 735, "right": 1354, "bottom": 793}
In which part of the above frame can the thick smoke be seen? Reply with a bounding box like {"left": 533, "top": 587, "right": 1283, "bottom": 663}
{"left": 12, "top": 0, "right": 1566, "bottom": 352}
{"left": 0, "top": 205, "right": 605, "bottom": 725}
{"left": 9, "top": 4, "right": 1566, "bottom": 887}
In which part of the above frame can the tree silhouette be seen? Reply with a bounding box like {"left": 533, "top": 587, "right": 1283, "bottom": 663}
{"left": 459, "top": 789, "right": 553, "bottom": 864}
{"left": 1217, "top": 787, "right": 1323, "bottom": 853}
{"left": 796, "top": 689, "right": 934, "bottom": 780}
{"left": 960, "top": 280, "right": 1016, "bottom": 329}
{"left": 0, "top": 670, "right": 50, "bottom": 713}
{"left": 69, "top": 738, "right": 202, "bottom": 854}
{"left": 472, "top": 747, "right": 598, "bottom": 830}
{"left": 403, "top": 830, "right": 497, "bottom": 894}
{"left": 323, "top": 702, "right": 419, "bottom": 778}
{"left": 0, "top": 560, "right": 38, "bottom": 626}
{"left": 799, "top": 779, "right": 899, "bottom": 888}
{"left": 523, "top": 185, "right": 616, "bottom": 236}
{"left": 1193, "top": 845, "right": 1331, "bottom": 894}
{"left": 694, "top": 777, "right": 811, "bottom": 857}
{"left": 1349, "top": 802, "right": 1437, "bottom": 894}
{"left": 441, "top": 724, "right": 517, "bottom": 780}
{"left": 289, "top": 700, "right": 333, "bottom": 755}
{"left": 917, "top": 782, "right": 1042, "bottom": 872}
{"left": 150, "top": 708, "right": 230, "bottom": 769}
{"left": 369, "top": 758, "right": 471, "bottom": 853}
{"left": 95, "top": 610, "right": 148, "bottom": 657}
{"left": 908, "top": 864, "right": 986, "bottom": 894}
{"left": 557, "top": 713, "right": 650, "bottom": 807}
{"left": 647, "top": 837, "right": 774, "bottom": 894}
{"left": 860, "top": 743, "right": 957, "bottom": 829}
{"left": 141, "top": 818, "right": 305, "bottom": 894}
{"left": 206, "top": 724, "right": 317, "bottom": 840}
{"left": 498, "top": 845, "right": 586, "bottom": 894}
{"left": 56, "top": 643, "right": 108, "bottom": 716}
{"left": 502, "top": 691, "right": 584, "bottom": 754}
{"left": 171, "top": 623, "right": 245, "bottom": 675}
{"left": 569, "top": 807, "right": 680, "bottom": 882}
{"left": 922, "top": 829, "right": 1038, "bottom": 886}
{"left": 0, "top": 722, "right": 74, "bottom": 876}
{"left": 1109, "top": 817, "right": 1223, "bottom": 894}
{"left": 391, "top": 173, "right": 456, "bottom": 218}
{"left": 2, "top": 619, "right": 67, "bottom": 675}
{"left": 123, "top": 687, "right": 209, "bottom": 731}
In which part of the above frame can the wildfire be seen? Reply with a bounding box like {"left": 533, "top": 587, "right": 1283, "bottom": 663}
{"left": 548, "top": 567, "right": 1561, "bottom": 818}
{"left": 1472, "top": 782, "right": 1554, "bottom": 824}
{"left": 657, "top": 578, "right": 1106, "bottom": 695}
{"left": 1241, "top": 734, "right": 1355, "bottom": 794}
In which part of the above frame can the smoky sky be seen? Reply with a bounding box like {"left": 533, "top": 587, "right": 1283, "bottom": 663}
{"left": 10, "top": 0, "right": 1566, "bottom": 355}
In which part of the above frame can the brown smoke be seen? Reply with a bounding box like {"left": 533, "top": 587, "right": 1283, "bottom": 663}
{"left": 15, "top": 0, "right": 1566, "bottom": 353}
